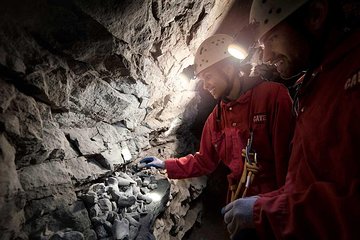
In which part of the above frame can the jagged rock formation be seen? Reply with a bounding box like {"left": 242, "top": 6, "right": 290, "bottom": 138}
{"left": 153, "top": 177, "right": 207, "bottom": 240}
{"left": 2, "top": 0, "right": 357, "bottom": 239}
{"left": 0, "top": 0, "right": 233, "bottom": 239}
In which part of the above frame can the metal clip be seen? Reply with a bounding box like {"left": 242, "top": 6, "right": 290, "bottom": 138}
{"left": 245, "top": 131, "right": 255, "bottom": 163}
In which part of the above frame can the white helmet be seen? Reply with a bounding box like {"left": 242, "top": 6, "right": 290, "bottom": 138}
{"left": 194, "top": 34, "right": 234, "bottom": 76}
{"left": 249, "top": 0, "right": 310, "bottom": 41}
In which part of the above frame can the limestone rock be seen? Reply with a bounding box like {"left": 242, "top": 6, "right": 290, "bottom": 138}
{"left": 153, "top": 177, "right": 207, "bottom": 239}
{"left": 0, "top": 78, "right": 16, "bottom": 113}
{"left": 62, "top": 122, "right": 137, "bottom": 170}
{"left": 22, "top": 200, "right": 96, "bottom": 240}
{"left": 71, "top": 78, "right": 144, "bottom": 124}
{"left": 63, "top": 127, "right": 107, "bottom": 156}
{"left": 0, "top": 0, "right": 236, "bottom": 238}
{"left": 49, "top": 230, "right": 84, "bottom": 240}
{"left": 54, "top": 112, "right": 98, "bottom": 129}
{"left": 24, "top": 63, "right": 72, "bottom": 111}
{"left": 0, "top": 82, "right": 44, "bottom": 166}
{"left": 19, "top": 160, "right": 73, "bottom": 200}
{"left": 109, "top": 77, "right": 149, "bottom": 100}
{"left": 112, "top": 218, "right": 129, "bottom": 240}
{"left": 65, "top": 157, "right": 111, "bottom": 186}
{"left": 38, "top": 102, "right": 78, "bottom": 161}
{"left": 98, "top": 198, "right": 113, "bottom": 213}
{"left": 0, "top": 134, "right": 26, "bottom": 239}
{"left": 0, "top": 79, "right": 77, "bottom": 167}
{"left": 0, "top": 19, "right": 72, "bottom": 110}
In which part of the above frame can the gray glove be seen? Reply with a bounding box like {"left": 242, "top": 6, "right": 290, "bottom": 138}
{"left": 139, "top": 156, "right": 165, "bottom": 169}
{"left": 222, "top": 196, "right": 259, "bottom": 239}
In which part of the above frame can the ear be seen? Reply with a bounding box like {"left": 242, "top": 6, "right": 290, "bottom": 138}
{"left": 306, "top": 0, "right": 329, "bottom": 32}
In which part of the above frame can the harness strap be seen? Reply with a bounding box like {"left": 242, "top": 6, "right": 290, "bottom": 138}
{"left": 230, "top": 79, "right": 262, "bottom": 202}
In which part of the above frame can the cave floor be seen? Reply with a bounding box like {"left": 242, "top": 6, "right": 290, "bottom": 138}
{"left": 185, "top": 164, "right": 230, "bottom": 240}
{"left": 185, "top": 201, "right": 229, "bottom": 240}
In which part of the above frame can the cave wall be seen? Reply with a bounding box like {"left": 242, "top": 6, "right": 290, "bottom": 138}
{"left": 0, "top": 0, "right": 235, "bottom": 239}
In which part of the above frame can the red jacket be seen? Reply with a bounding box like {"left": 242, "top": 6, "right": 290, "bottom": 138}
{"left": 254, "top": 31, "right": 360, "bottom": 239}
{"left": 165, "top": 81, "right": 294, "bottom": 195}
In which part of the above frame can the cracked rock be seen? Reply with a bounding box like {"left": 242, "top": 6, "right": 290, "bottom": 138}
{"left": 112, "top": 218, "right": 130, "bottom": 240}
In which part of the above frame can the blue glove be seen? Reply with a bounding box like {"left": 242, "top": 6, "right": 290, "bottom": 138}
{"left": 222, "top": 196, "right": 259, "bottom": 239}
{"left": 139, "top": 156, "right": 165, "bottom": 169}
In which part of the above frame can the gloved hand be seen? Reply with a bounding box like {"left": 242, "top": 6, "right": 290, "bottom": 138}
{"left": 222, "top": 196, "right": 259, "bottom": 239}
{"left": 139, "top": 156, "right": 165, "bottom": 169}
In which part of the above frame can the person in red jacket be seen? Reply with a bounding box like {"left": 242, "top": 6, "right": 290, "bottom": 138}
{"left": 141, "top": 34, "right": 294, "bottom": 207}
{"left": 222, "top": 0, "right": 360, "bottom": 239}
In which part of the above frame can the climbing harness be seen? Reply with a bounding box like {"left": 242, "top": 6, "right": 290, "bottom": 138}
{"left": 231, "top": 131, "right": 259, "bottom": 201}
{"left": 223, "top": 77, "right": 264, "bottom": 204}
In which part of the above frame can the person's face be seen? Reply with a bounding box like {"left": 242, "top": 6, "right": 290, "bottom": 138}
{"left": 198, "top": 64, "right": 231, "bottom": 100}
{"left": 260, "top": 21, "right": 312, "bottom": 79}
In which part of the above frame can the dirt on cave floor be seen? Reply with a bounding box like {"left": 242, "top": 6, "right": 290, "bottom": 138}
{"left": 185, "top": 164, "right": 230, "bottom": 240}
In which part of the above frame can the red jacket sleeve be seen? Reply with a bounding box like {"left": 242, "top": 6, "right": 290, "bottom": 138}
{"left": 165, "top": 112, "right": 221, "bottom": 179}
{"left": 254, "top": 180, "right": 360, "bottom": 240}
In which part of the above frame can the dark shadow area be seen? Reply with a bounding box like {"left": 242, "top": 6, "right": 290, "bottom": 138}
{"left": 184, "top": 162, "right": 230, "bottom": 240}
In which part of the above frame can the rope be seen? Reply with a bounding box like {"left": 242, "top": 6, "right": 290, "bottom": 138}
{"left": 231, "top": 148, "right": 259, "bottom": 201}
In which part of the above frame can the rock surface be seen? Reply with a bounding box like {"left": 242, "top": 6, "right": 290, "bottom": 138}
{"left": 0, "top": 0, "right": 233, "bottom": 238}
{"left": 153, "top": 177, "right": 207, "bottom": 240}
{"left": 1, "top": 0, "right": 359, "bottom": 239}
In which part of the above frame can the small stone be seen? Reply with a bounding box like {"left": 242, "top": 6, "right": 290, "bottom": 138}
{"left": 109, "top": 189, "right": 121, "bottom": 201}
{"left": 127, "top": 212, "right": 140, "bottom": 221}
{"left": 103, "top": 220, "right": 113, "bottom": 235}
{"left": 132, "top": 186, "right": 140, "bottom": 196}
{"left": 116, "top": 176, "right": 134, "bottom": 186}
{"left": 98, "top": 198, "right": 112, "bottom": 212}
{"left": 106, "top": 177, "right": 120, "bottom": 192}
{"left": 140, "top": 187, "right": 150, "bottom": 194}
{"left": 137, "top": 194, "right": 152, "bottom": 204}
{"left": 117, "top": 194, "right": 136, "bottom": 208}
{"left": 117, "top": 172, "right": 136, "bottom": 184}
{"left": 129, "top": 225, "right": 140, "bottom": 240}
{"left": 106, "top": 211, "right": 119, "bottom": 223}
{"left": 49, "top": 230, "right": 84, "bottom": 240}
{"left": 111, "top": 201, "right": 118, "bottom": 212}
{"left": 142, "top": 177, "right": 151, "bottom": 186}
{"left": 89, "top": 204, "right": 101, "bottom": 218}
{"left": 94, "top": 225, "right": 108, "bottom": 238}
{"left": 134, "top": 177, "right": 142, "bottom": 186}
{"left": 127, "top": 204, "right": 139, "bottom": 213}
{"left": 148, "top": 183, "right": 157, "bottom": 190}
{"left": 100, "top": 192, "right": 111, "bottom": 199}
{"left": 124, "top": 213, "right": 140, "bottom": 227}
{"left": 112, "top": 218, "right": 129, "bottom": 240}
{"left": 89, "top": 183, "right": 106, "bottom": 195}
{"left": 81, "top": 191, "right": 98, "bottom": 206}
